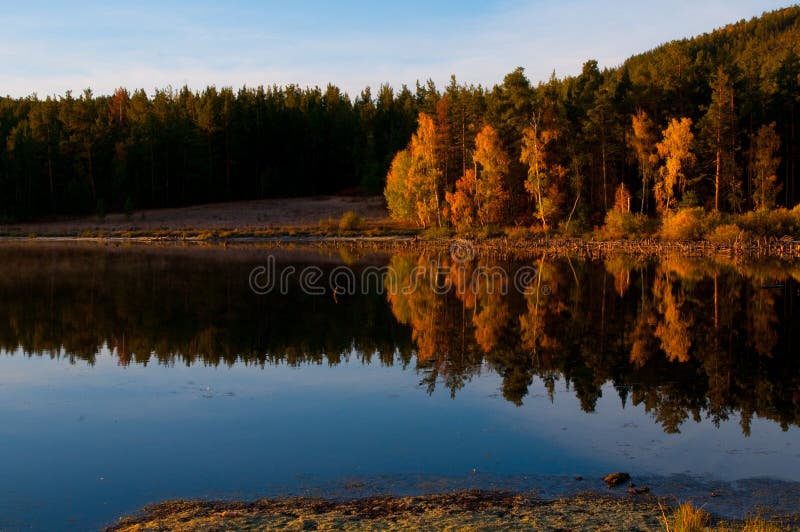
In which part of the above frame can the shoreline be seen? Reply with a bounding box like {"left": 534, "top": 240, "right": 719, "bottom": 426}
{"left": 2, "top": 233, "right": 800, "bottom": 259}
{"left": 2, "top": 195, "right": 799, "bottom": 258}
{"left": 103, "top": 489, "right": 798, "bottom": 531}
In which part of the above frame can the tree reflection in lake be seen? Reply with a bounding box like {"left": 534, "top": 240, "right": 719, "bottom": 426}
{"left": 0, "top": 243, "right": 797, "bottom": 436}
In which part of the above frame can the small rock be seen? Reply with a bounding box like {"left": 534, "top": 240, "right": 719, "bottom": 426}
{"left": 574, "top": 476, "right": 583, "bottom": 481}
{"left": 627, "top": 486, "right": 650, "bottom": 495}
{"left": 602, "top": 472, "right": 631, "bottom": 488}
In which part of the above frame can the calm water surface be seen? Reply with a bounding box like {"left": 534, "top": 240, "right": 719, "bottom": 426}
{"left": 0, "top": 243, "right": 798, "bottom": 530}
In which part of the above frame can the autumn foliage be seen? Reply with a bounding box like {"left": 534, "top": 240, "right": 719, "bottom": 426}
{"left": 380, "top": 9, "right": 800, "bottom": 238}
{"left": 384, "top": 113, "right": 442, "bottom": 228}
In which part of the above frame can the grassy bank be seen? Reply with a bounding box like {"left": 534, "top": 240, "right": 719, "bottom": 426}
{"left": 3, "top": 197, "right": 800, "bottom": 258}
{"left": 103, "top": 491, "right": 794, "bottom": 531}
{"left": 2, "top": 233, "right": 800, "bottom": 261}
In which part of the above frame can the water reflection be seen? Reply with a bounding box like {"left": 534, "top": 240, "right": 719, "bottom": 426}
{"left": 0, "top": 243, "right": 798, "bottom": 436}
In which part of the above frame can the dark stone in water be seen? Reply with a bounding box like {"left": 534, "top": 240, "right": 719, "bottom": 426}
{"left": 603, "top": 472, "right": 631, "bottom": 488}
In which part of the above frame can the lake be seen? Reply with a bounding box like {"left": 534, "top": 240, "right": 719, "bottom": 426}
{"left": 0, "top": 242, "right": 798, "bottom": 530}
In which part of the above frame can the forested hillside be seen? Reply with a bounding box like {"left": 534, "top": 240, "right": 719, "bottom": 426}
{"left": 1, "top": 6, "right": 799, "bottom": 225}
{"left": 385, "top": 6, "right": 800, "bottom": 234}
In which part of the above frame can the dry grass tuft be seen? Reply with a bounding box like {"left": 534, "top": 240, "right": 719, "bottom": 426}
{"left": 338, "top": 211, "right": 365, "bottom": 232}
{"left": 660, "top": 502, "right": 710, "bottom": 532}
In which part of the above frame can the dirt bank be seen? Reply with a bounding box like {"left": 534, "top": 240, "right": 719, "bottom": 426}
{"left": 103, "top": 489, "right": 800, "bottom": 531}
{"left": 1, "top": 196, "right": 394, "bottom": 236}
{"left": 104, "top": 491, "right": 666, "bottom": 531}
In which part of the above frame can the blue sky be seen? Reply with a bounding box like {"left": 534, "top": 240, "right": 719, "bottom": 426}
{"left": 0, "top": 0, "right": 792, "bottom": 98}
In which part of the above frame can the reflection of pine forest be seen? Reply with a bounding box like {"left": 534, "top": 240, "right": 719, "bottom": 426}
{"left": 1, "top": 245, "right": 798, "bottom": 436}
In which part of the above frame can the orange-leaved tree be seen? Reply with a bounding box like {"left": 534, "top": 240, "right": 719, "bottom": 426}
{"left": 654, "top": 117, "right": 696, "bottom": 213}
{"left": 385, "top": 148, "right": 414, "bottom": 221}
{"left": 629, "top": 110, "right": 659, "bottom": 214}
{"left": 384, "top": 113, "right": 443, "bottom": 227}
{"left": 520, "top": 115, "right": 566, "bottom": 230}
{"left": 445, "top": 169, "right": 476, "bottom": 229}
{"left": 472, "top": 124, "right": 510, "bottom": 225}
{"left": 613, "top": 182, "right": 632, "bottom": 213}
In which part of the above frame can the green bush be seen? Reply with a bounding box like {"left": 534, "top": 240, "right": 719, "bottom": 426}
{"left": 707, "top": 223, "right": 746, "bottom": 245}
{"left": 660, "top": 207, "right": 708, "bottom": 241}
{"left": 420, "top": 226, "right": 454, "bottom": 239}
{"left": 735, "top": 208, "right": 800, "bottom": 238}
{"left": 601, "top": 210, "right": 651, "bottom": 239}
{"left": 503, "top": 226, "right": 533, "bottom": 240}
{"left": 475, "top": 224, "right": 503, "bottom": 239}
{"left": 677, "top": 190, "right": 701, "bottom": 209}
{"left": 338, "top": 211, "right": 365, "bottom": 232}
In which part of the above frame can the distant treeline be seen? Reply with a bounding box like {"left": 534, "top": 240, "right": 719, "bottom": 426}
{"left": 0, "top": 84, "right": 418, "bottom": 220}
{"left": 1, "top": 6, "right": 799, "bottom": 222}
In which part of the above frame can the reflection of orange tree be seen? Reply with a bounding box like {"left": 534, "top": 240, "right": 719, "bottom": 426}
{"left": 519, "top": 257, "right": 565, "bottom": 359}
{"left": 386, "top": 253, "right": 449, "bottom": 364}
{"left": 625, "top": 259, "right": 659, "bottom": 368}
{"left": 624, "top": 255, "right": 800, "bottom": 434}
{"left": 652, "top": 267, "right": 693, "bottom": 363}
{"left": 387, "top": 253, "right": 514, "bottom": 360}
{"left": 513, "top": 257, "right": 573, "bottom": 405}
{"left": 622, "top": 259, "right": 707, "bottom": 432}
{"left": 2, "top": 245, "right": 800, "bottom": 436}
{"left": 473, "top": 290, "right": 511, "bottom": 354}
{"left": 604, "top": 254, "right": 633, "bottom": 297}
{"left": 470, "top": 261, "right": 511, "bottom": 354}
{"left": 385, "top": 252, "right": 485, "bottom": 397}
{"left": 746, "top": 284, "right": 779, "bottom": 358}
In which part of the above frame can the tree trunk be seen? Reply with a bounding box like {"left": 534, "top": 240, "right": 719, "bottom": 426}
{"left": 461, "top": 111, "right": 466, "bottom": 178}
{"left": 640, "top": 164, "right": 647, "bottom": 214}
{"left": 715, "top": 147, "right": 721, "bottom": 212}
{"left": 46, "top": 138, "right": 54, "bottom": 208}
{"left": 86, "top": 142, "right": 96, "bottom": 200}
{"left": 225, "top": 128, "right": 231, "bottom": 199}
{"left": 601, "top": 128, "right": 608, "bottom": 212}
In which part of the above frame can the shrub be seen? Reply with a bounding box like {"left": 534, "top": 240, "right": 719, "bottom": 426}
{"left": 503, "top": 226, "right": 533, "bottom": 240}
{"left": 739, "top": 517, "right": 784, "bottom": 532}
{"left": 660, "top": 502, "right": 784, "bottom": 532}
{"left": 475, "top": 224, "right": 502, "bottom": 238}
{"left": 678, "top": 190, "right": 701, "bottom": 209}
{"left": 601, "top": 210, "right": 650, "bottom": 239}
{"left": 451, "top": 223, "right": 476, "bottom": 236}
{"left": 662, "top": 502, "right": 709, "bottom": 532}
{"left": 707, "top": 223, "right": 746, "bottom": 245}
{"left": 660, "top": 207, "right": 708, "bottom": 241}
{"left": 735, "top": 208, "right": 800, "bottom": 238}
{"left": 420, "top": 226, "right": 454, "bottom": 239}
{"left": 338, "top": 211, "right": 365, "bottom": 232}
